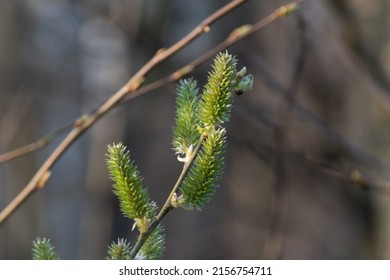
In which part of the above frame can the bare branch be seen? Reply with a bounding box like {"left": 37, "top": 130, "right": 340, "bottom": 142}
{"left": 0, "top": 122, "right": 73, "bottom": 163}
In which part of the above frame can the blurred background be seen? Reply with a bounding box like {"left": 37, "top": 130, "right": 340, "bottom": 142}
{"left": 1, "top": 0, "right": 390, "bottom": 259}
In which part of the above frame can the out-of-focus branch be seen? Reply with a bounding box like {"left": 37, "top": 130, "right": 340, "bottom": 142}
{"left": 262, "top": 14, "right": 307, "bottom": 260}
{"left": 307, "top": 154, "right": 390, "bottom": 194}
{"left": 231, "top": 130, "right": 390, "bottom": 196}
{"left": 248, "top": 49, "right": 390, "bottom": 176}
{"left": 0, "top": 92, "right": 34, "bottom": 151}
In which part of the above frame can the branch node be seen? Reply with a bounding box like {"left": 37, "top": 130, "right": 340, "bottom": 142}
{"left": 170, "top": 193, "right": 180, "bottom": 208}
{"left": 276, "top": 3, "right": 298, "bottom": 18}
{"left": 350, "top": 169, "right": 365, "bottom": 189}
{"left": 173, "top": 65, "right": 195, "bottom": 80}
{"left": 130, "top": 77, "right": 145, "bottom": 91}
{"left": 156, "top": 48, "right": 165, "bottom": 56}
{"left": 37, "top": 171, "right": 51, "bottom": 189}
{"left": 229, "top": 24, "right": 252, "bottom": 40}
{"left": 74, "top": 114, "right": 90, "bottom": 128}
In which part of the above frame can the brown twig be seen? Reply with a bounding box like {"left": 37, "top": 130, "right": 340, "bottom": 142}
{"left": 0, "top": 122, "right": 73, "bottom": 163}
{"left": 121, "top": 1, "right": 304, "bottom": 105}
{"left": 0, "top": 0, "right": 249, "bottom": 226}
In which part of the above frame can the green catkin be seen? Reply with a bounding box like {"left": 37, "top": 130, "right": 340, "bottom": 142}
{"left": 32, "top": 237, "right": 60, "bottom": 260}
{"left": 180, "top": 128, "right": 227, "bottom": 210}
{"left": 172, "top": 78, "right": 200, "bottom": 155}
{"left": 106, "top": 143, "right": 153, "bottom": 221}
{"left": 198, "top": 52, "right": 237, "bottom": 131}
{"left": 106, "top": 238, "right": 131, "bottom": 260}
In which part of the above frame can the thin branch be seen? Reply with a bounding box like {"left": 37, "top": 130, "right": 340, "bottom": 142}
{"left": 233, "top": 130, "right": 390, "bottom": 196}
{"left": 0, "top": 92, "right": 34, "bottom": 150}
{"left": 121, "top": 0, "right": 305, "bottom": 105}
{"left": 248, "top": 49, "right": 390, "bottom": 175}
{"left": 0, "top": 122, "right": 73, "bottom": 163}
{"left": 307, "top": 154, "right": 390, "bottom": 194}
{"left": 129, "top": 135, "right": 204, "bottom": 259}
{"left": 158, "top": 136, "right": 204, "bottom": 220}
{"left": 0, "top": 0, "right": 249, "bottom": 225}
